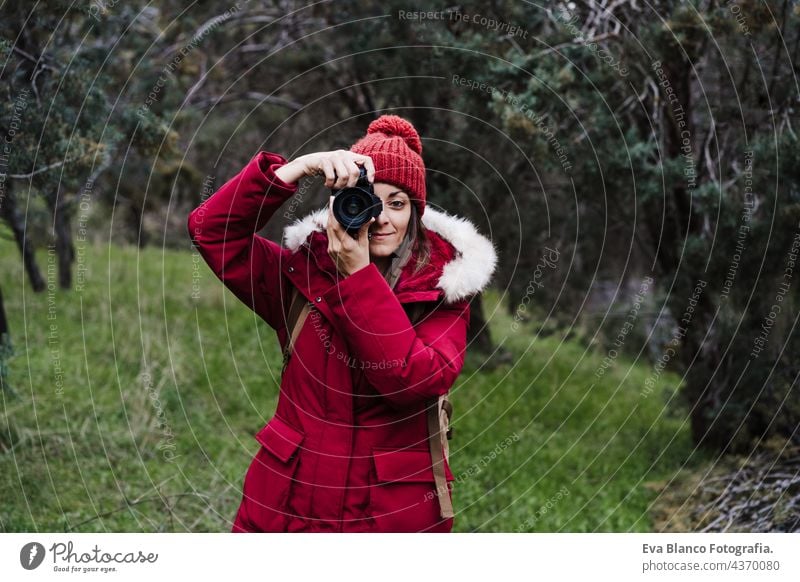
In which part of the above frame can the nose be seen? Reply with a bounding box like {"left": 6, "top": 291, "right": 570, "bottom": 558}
{"left": 373, "top": 201, "right": 390, "bottom": 226}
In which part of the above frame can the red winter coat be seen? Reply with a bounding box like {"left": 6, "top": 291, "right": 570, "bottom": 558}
{"left": 187, "top": 151, "right": 497, "bottom": 532}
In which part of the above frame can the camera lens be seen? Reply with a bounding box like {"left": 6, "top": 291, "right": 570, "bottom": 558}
{"left": 336, "top": 189, "right": 375, "bottom": 229}
{"left": 331, "top": 167, "right": 381, "bottom": 236}
{"left": 344, "top": 194, "right": 366, "bottom": 219}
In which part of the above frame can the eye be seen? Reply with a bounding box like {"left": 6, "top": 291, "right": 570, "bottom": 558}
{"left": 389, "top": 200, "right": 406, "bottom": 209}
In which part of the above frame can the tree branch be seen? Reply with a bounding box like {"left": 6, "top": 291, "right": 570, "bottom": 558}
{"left": 189, "top": 91, "right": 302, "bottom": 111}
{"left": 9, "top": 159, "right": 70, "bottom": 179}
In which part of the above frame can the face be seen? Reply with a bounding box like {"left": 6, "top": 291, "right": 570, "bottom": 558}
{"left": 368, "top": 182, "right": 411, "bottom": 258}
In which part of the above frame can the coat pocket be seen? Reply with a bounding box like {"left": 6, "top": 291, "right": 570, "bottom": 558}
{"left": 369, "top": 447, "right": 455, "bottom": 533}
{"left": 239, "top": 416, "right": 304, "bottom": 532}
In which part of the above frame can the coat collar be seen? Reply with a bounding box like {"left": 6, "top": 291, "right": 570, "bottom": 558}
{"left": 282, "top": 206, "right": 497, "bottom": 304}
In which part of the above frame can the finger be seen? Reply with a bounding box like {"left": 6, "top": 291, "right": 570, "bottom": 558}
{"left": 353, "top": 154, "right": 375, "bottom": 184}
{"left": 332, "top": 156, "right": 350, "bottom": 190}
{"left": 328, "top": 196, "right": 345, "bottom": 243}
{"left": 320, "top": 158, "right": 336, "bottom": 188}
{"left": 363, "top": 156, "right": 375, "bottom": 184}
{"left": 327, "top": 196, "right": 335, "bottom": 237}
{"left": 346, "top": 158, "right": 361, "bottom": 188}
{"left": 359, "top": 217, "right": 376, "bottom": 247}
{"left": 327, "top": 195, "right": 336, "bottom": 234}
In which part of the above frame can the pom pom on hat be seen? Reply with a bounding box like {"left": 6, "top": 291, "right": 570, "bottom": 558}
{"left": 366, "top": 115, "right": 423, "bottom": 155}
{"left": 350, "top": 114, "right": 427, "bottom": 217}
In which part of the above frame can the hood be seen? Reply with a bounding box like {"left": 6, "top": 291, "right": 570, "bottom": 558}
{"left": 282, "top": 206, "right": 498, "bottom": 303}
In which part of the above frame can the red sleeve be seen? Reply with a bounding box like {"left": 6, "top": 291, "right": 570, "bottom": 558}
{"left": 320, "top": 263, "right": 470, "bottom": 409}
{"left": 187, "top": 151, "right": 297, "bottom": 331}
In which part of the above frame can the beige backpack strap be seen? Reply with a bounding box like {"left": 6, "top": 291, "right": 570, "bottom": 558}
{"left": 427, "top": 394, "right": 454, "bottom": 519}
{"left": 441, "top": 396, "right": 453, "bottom": 442}
{"left": 407, "top": 301, "right": 454, "bottom": 520}
{"left": 282, "top": 285, "right": 311, "bottom": 374}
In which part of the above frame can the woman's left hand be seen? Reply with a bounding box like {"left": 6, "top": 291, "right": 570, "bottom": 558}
{"left": 327, "top": 195, "right": 376, "bottom": 277}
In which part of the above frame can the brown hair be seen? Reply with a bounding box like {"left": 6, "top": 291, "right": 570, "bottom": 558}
{"left": 406, "top": 203, "right": 431, "bottom": 275}
{"left": 381, "top": 202, "right": 431, "bottom": 289}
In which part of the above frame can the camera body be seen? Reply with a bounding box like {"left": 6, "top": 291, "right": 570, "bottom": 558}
{"left": 331, "top": 166, "right": 382, "bottom": 238}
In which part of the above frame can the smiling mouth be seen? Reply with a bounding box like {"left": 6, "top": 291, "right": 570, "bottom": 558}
{"left": 370, "top": 232, "right": 394, "bottom": 237}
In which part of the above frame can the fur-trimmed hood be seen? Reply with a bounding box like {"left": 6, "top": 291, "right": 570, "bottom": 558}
{"left": 282, "top": 206, "right": 497, "bottom": 304}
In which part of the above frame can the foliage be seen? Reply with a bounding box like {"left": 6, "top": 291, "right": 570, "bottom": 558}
{"left": 0, "top": 240, "right": 696, "bottom": 531}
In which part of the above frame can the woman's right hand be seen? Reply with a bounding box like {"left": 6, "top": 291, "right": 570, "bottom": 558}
{"left": 274, "top": 150, "right": 375, "bottom": 189}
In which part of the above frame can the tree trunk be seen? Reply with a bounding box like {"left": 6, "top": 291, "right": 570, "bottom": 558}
{"left": 53, "top": 199, "right": 75, "bottom": 289}
{"left": 1, "top": 184, "right": 45, "bottom": 292}
{"left": 0, "top": 285, "right": 16, "bottom": 397}
{"left": 0, "top": 286, "right": 9, "bottom": 346}
{"left": 659, "top": 59, "right": 718, "bottom": 449}
{"left": 128, "top": 201, "right": 149, "bottom": 248}
{"left": 467, "top": 293, "right": 494, "bottom": 354}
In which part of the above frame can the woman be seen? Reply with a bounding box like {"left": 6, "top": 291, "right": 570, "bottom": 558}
{"left": 188, "top": 115, "right": 497, "bottom": 532}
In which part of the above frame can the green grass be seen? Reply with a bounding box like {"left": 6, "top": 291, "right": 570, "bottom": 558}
{"left": 0, "top": 239, "right": 707, "bottom": 532}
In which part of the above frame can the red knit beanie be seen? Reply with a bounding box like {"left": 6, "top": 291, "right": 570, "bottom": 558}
{"left": 349, "top": 115, "right": 427, "bottom": 218}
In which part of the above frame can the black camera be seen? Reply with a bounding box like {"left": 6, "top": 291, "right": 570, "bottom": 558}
{"left": 331, "top": 166, "right": 382, "bottom": 238}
